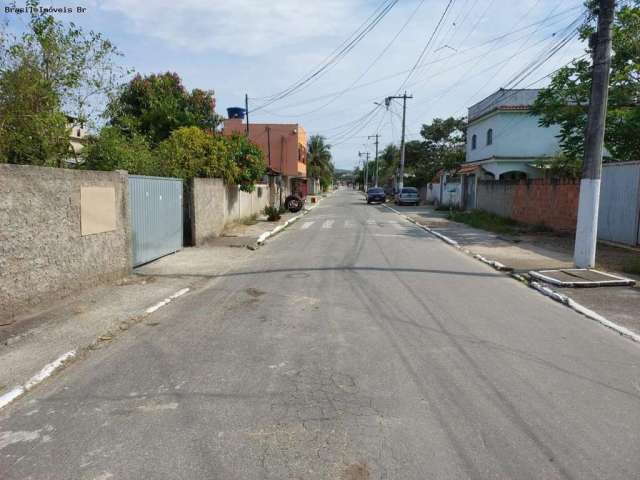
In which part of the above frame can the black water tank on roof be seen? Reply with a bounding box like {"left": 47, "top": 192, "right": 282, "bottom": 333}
{"left": 227, "top": 107, "right": 246, "bottom": 119}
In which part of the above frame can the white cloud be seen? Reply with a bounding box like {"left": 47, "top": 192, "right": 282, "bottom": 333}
{"left": 98, "top": 0, "right": 360, "bottom": 56}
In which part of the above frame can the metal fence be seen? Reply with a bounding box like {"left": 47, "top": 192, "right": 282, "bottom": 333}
{"left": 129, "top": 175, "right": 183, "bottom": 266}
{"left": 598, "top": 161, "right": 640, "bottom": 246}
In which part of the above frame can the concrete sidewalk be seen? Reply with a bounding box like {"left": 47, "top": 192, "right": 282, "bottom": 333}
{"left": 391, "top": 204, "right": 640, "bottom": 338}
{"left": 0, "top": 243, "right": 255, "bottom": 408}
{"left": 208, "top": 196, "right": 323, "bottom": 248}
{"left": 0, "top": 195, "right": 324, "bottom": 407}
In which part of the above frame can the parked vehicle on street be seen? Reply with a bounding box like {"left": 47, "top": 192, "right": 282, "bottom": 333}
{"left": 396, "top": 187, "right": 419, "bottom": 206}
{"left": 286, "top": 177, "right": 307, "bottom": 212}
{"left": 366, "top": 187, "right": 386, "bottom": 204}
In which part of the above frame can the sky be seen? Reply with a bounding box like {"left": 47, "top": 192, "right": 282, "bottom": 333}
{"left": 2, "top": 0, "right": 589, "bottom": 170}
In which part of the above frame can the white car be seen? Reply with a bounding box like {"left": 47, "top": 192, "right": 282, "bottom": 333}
{"left": 395, "top": 187, "right": 419, "bottom": 206}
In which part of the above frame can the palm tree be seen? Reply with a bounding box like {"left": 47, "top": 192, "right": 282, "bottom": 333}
{"left": 307, "top": 134, "right": 334, "bottom": 191}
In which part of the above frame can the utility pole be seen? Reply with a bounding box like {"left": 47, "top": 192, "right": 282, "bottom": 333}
{"left": 385, "top": 92, "right": 412, "bottom": 192}
{"left": 574, "top": 0, "right": 615, "bottom": 268}
{"left": 368, "top": 134, "right": 380, "bottom": 187}
{"left": 358, "top": 151, "right": 370, "bottom": 192}
{"left": 245, "top": 93, "right": 250, "bottom": 136}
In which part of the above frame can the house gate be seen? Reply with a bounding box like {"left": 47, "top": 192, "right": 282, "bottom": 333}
{"left": 598, "top": 162, "right": 640, "bottom": 246}
{"left": 129, "top": 175, "right": 183, "bottom": 266}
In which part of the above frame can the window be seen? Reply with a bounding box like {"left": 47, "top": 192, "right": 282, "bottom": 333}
{"left": 486, "top": 128, "right": 493, "bottom": 145}
{"left": 76, "top": 129, "right": 82, "bottom": 137}
{"left": 471, "top": 134, "right": 477, "bottom": 150}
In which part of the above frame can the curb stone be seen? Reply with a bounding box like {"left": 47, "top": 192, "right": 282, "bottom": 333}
{"left": 0, "top": 350, "right": 76, "bottom": 410}
{"left": 254, "top": 197, "right": 323, "bottom": 247}
{"left": 0, "top": 287, "right": 192, "bottom": 411}
{"left": 382, "top": 203, "right": 640, "bottom": 346}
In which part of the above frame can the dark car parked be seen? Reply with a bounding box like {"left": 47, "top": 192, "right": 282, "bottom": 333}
{"left": 366, "top": 187, "right": 386, "bottom": 204}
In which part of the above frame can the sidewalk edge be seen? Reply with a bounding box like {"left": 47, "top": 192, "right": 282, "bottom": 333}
{"left": 0, "top": 287, "right": 192, "bottom": 411}
{"left": 256, "top": 196, "right": 324, "bottom": 246}
{"left": 382, "top": 203, "right": 640, "bottom": 345}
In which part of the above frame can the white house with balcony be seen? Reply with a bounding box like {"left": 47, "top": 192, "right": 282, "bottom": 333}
{"left": 459, "top": 88, "right": 562, "bottom": 209}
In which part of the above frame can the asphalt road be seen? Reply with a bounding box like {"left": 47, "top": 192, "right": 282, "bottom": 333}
{"left": 2, "top": 189, "right": 640, "bottom": 479}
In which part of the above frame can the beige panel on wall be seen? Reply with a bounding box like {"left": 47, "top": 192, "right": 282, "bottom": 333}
{"left": 81, "top": 186, "right": 117, "bottom": 235}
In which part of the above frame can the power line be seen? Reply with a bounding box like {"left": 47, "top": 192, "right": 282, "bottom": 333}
{"left": 251, "top": 0, "right": 398, "bottom": 112}
{"left": 396, "top": 0, "right": 456, "bottom": 93}
{"left": 251, "top": 4, "right": 583, "bottom": 120}
{"left": 269, "top": 0, "right": 429, "bottom": 118}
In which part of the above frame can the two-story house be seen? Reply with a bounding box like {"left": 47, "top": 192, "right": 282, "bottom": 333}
{"left": 460, "top": 88, "right": 561, "bottom": 209}
{"left": 223, "top": 108, "right": 307, "bottom": 205}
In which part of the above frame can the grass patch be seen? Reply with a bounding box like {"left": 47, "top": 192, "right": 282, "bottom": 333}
{"left": 448, "top": 209, "right": 521, "bottom": 235}
{"left": 240, "top": 214, "right": 258, "bottom": 226}
{"left": 623, "top": 257, "right": 640, "bottom": 275}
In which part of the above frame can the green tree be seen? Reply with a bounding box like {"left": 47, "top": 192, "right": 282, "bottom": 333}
{"left": 377, "top": 144, "right": 399, "bottom": 187}
{"left": 226, "top": 133, "right": 266, "bottom": 192}
{"left": 307, "top": 134, "right": 334, "bottom": 191}
{"left": 0, "top": 0, "right": 124, "bottom": 165}
{"left": 0, "top": 63, "right": 69, "bottom": 165}
{"left": 83, "top": 127, "right": 155, "bottom": 175}
{"left": 107, "top": 72, "right": 222, "bottom": 145}
{"left": 155, "top": 127, "right": 237, "bottom": 183}
{"left": 404, "top": 117, "right": 466, "bottom": 186}
{"left": 531, "top": 1, "right": 640, "bottom": 164}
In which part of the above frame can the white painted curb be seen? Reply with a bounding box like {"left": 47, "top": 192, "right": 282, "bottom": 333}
{"left": 0, "top": 286, "right": 192, "bottom": 411}
{"left": 382, "top": 203, "right": 460, "bottom": 246}
{"left": 145, "top": 287, "right": 190, "bottom": 314}
{"left": 531, "top": 281, "right": 640, "bottom": 343}
{"left": 0, "top": 350, "right": 76, "bottom": 410}
{"left": 0, "top": 387, "right": 25, "bottom": 410}
{"left": 382, "top": 203, "right": 640, "bottom": 346}
{"left": 256, "top": 199, "right": 321, "bottom": 246}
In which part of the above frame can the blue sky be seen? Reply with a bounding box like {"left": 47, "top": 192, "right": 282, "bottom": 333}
{"left": 2, "top": 0, "right": 588, "bottom": 169}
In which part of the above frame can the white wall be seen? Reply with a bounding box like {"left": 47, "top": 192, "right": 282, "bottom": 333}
{"left": 466, "top": 111, "right": 561, "bottom": 163}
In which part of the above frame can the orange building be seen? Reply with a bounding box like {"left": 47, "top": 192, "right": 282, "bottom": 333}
{"left": 223, "top": 118, "right": 307, "bottom": 178}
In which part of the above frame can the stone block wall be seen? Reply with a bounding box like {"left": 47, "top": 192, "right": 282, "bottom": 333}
{"left": 191, "top": 178, "right": 270, "bottom": 245}
{"left": 0, "top": 164, "right": 131, "bottom": 318}
{"left": 476, "top": 181, "right": 517, "bottom": 219}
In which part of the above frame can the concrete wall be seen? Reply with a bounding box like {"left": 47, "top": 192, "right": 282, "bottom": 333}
{"left": 435, "top": 177, "right": 463, "bottom": 208}
{"left": 0, "top": 164, "right": 130, "bottom": 318}
{"left": 476, "top": 181, "right": 517, "bottom": 218}
{"left": 191, "top": 178, "right": 270, "bottom": 245}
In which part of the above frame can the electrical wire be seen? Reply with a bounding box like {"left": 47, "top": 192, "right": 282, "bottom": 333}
{"left": 251, "top": 0, "right": 399, "bottom": 112}
{"left": 395, "top": 0, "right": 456, "bottom": 93}
{"left": 251, "top": 4, "right": 583, "bottom": 119}
{"left": 267, "top": 0, "right": 429, "bottom": 118}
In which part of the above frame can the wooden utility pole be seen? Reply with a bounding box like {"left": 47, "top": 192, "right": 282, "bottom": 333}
{"left": 245, "top": 93, "right": 250, "bottom": 136}
{"left": 385, "top": 92, "right": 412, "bottom": 192}
{"left": 574, "top": 0, "right": 615, "bottom": 268}
{"left": 368, "top": 134, "right": 380, "bottom": 187}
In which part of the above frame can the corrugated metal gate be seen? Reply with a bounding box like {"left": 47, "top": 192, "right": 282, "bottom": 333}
{"left": 598, "top": 161, "right": 640, "bottom": 246}
{"left": 129, "top": 175, "right": 183, "bottom": 266}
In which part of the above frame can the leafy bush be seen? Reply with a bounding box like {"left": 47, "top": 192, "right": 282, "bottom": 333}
{"left": 533, "top": 153, "right": 582, "bottom": 179}
{"left": 264, "top": 206, "right": 281, "bottom": 222}
{"left": 83, "top": 127, "right": 156, "bottom": 175}
{"left": 226, "top": 133, "right": 266, "bottom": 192}
{"left": 448, "top": 210, "right": 520, "bottom": 235}
{"left": 155, "top": 127, "right": 237, "bottom": 182}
